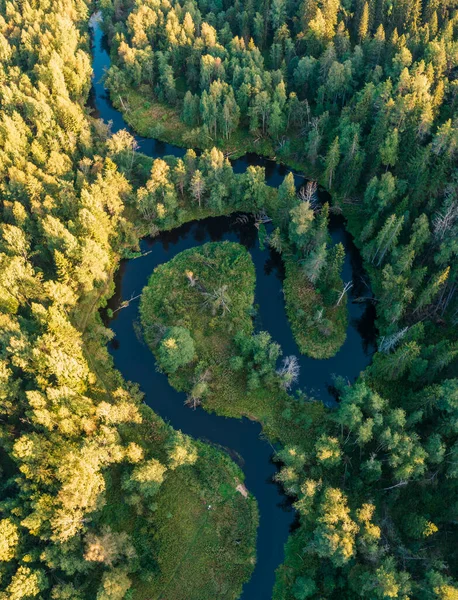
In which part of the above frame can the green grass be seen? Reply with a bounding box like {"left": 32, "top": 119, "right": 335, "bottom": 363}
{"left": 114, "top": 86, "right": 191, "bottom": 147}
{"left": 283, "top": 258, "right": 347, "bottom": 359}
{"left": 140, "top": 241, "right": 255, "bottom": 360}
{"left": 138, "top": 444, "right": 258, "bottom": 600}
{"left": 98, "top": 407, "right": 258, "bottom": 600}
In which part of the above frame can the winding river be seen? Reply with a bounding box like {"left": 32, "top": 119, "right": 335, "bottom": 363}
{"left": 90, "top": 17, "right": 377, "bottom": 600}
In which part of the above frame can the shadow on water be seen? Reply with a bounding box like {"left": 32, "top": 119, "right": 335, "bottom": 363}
{"left": 90, "top": 14, "right": 377, "bottom": 600}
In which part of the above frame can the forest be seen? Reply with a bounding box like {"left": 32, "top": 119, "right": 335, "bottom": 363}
{"left": 0, "top": 0, "right": 457, "bottom": 598}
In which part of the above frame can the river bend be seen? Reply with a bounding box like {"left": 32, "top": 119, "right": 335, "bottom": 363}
{"left": 91, "top": 16, "right": 376, "bottom": 600}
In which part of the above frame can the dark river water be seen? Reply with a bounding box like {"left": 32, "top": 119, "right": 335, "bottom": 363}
{"left": 90, "top": 15, "right": 376, "bottom": 600}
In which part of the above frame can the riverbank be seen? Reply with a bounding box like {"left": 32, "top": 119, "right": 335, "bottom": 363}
{"left": 104, "top": 81, "right": 282, "bottom": 162}
{"left": 103, "top": 427, "right": 258, "bottom": 600}
{"left": 74, "top": 215, "right": 259, "bottom": 600}
{"left": 104, "top": 209, "right": 376, "bottom": 598}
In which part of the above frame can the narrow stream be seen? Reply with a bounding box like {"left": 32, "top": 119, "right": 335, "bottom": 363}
{"left": 91, "top": 15, "right": 376, "bottom": 600}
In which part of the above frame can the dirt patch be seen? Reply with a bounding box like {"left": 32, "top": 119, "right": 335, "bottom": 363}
{"left": 236, "top": 483, "right": 248, "bottom": 498}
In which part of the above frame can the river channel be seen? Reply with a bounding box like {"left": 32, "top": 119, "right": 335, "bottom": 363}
{"left": 90, "top": 16, "right": 376, "bottom": 600}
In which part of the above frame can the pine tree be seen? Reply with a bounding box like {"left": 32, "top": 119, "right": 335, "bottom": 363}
{"left": 358, "top": 2, "right": 370, "bottom": 42}
{"left": 324, "top": 136, "right": 340, "bottom": 189}
{"left": 190, "top": 169, "right": 206, "bottom": 207}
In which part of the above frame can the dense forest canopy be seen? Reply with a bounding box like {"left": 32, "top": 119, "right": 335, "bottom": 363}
{"left": 0, "top": 1, "right": 257, "bottom": 599}
{"left": 0, "top": 0, "right": 457, "bottom": 598}
{"left": 98, "top": 0, "right": 458, "bottom": 594}
{"left": 102, "top": 0, "right": 458, "bottom": 347}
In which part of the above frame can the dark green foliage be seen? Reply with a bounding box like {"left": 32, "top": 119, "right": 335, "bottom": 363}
{"left": 283, "top": 257, "right": 347, "bottom": 358}
{"left": 102, "top": 0, "right": 458, "bottom": 594}
{"left": 232, "top": 331, "right": 281, "bottom": 391}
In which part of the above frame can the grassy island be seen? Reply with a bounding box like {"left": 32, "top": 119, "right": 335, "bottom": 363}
{"left": 130, "top": 143, "right": 349, "bottom": 360}
{"left": 140, "top": 241, "right": 326, "bottom": 442}
{"left": 140, "top": 241, "right": 256, "bottom": 383}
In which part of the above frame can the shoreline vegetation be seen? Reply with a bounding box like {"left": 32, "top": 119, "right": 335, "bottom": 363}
{"left": 103, "top": 81, "right": 288, "bottom": 163}
{"left": 81, "top": 242, "right": 259, "bottom": 600}
{"left": 0, "top": 5, "right": 257, "bottom": 600}
{"left": 123, "top": 141, "right": 349, "bottom": 360}
{"left": 283, "top": 257, "right": 347, "bottom": 359}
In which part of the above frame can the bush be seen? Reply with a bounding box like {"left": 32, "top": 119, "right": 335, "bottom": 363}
{"left": 157, "top": 326, "right": 195, "bottom": 373}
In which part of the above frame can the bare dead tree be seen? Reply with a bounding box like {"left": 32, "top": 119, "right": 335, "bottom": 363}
{"left": 202, "top": 285, "right": 231, "bottom": 315}
{"left": 378, "top": 327, "right": 409, "bottom": 353}
{"left": 433, "top": 195, "right": 458, "bottom": 240}
{"left": 382, "top": 480, "right": 408, "bottom": 491}
{"left": 185, "top": 369, "right": 211, "bottom": 409}
{"left": 185, "top": 269, "right": 209, "bottom": 296}
{"left": 335, "top": 281, "right": 353, "bottom": 307}
{"left": 433, "top": 281, "right": 457, "bottom": 316}
{"left": 185, "top": 270, "right": 198, "bottom": 287}
{"left": 235, "top": 214, "right": 250, "bottom": 225}
{"left": 113, "top": 292, "right": 141, "bottom": 313}
{"left": 303, "top": 100, "right": 312, "bottom": 129}
{"left": 149, "top": 223, "right": 160, "bottom": 238}
{"left": 185, "top": 394, "right": 202, "bottom": 410}
{"left": 314, "top": 307, "right": 324, "bottom": 324}
{"left": 118, "top": 96, "right": 129, "bottom": 113}
{"left": 277, "top": 355, "right": 300, "bottom": 389}
{"left": 453, "top": 306, "right": 458, "bottom": 326}
{"left": 132, "top": 249, "right": 152, "bottom": 260}
{"left": 353, "top": 296, "right": 378, "bottom": 304}
{"left": 254, "top": 210, "right": 272, "bottom": 228}
{"left": 299, "top": 180, "right": 318, "bottom": 209}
